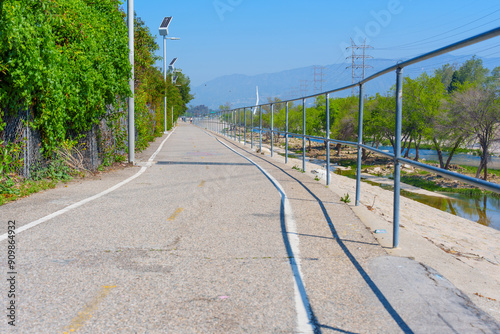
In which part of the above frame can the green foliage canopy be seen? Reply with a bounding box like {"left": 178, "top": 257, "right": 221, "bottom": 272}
{"left": 0, "top": 0, "right": 131, "bottom": 154}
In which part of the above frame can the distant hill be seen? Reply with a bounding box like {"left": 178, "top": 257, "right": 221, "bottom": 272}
{"left": 191, "top": 55, "right": 500, "bottom": 110}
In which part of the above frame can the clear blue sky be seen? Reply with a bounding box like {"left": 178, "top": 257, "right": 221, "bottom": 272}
{"left": 131, "top": 0, "right": 500, "bottom": 87}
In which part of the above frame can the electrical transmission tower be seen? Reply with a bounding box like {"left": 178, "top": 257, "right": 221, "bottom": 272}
{"left": 299, "top": 80, "right": 309, "bottom": 96}
{"left": 313, "top": 65, "right": 326, "bottom": 93}
{"left": 346, "top": 38, "right": 373, "bottom": 95}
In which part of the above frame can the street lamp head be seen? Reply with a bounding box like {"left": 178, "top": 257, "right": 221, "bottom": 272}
{"left": 159, "top": 17, "right": 172, "bottom": 36}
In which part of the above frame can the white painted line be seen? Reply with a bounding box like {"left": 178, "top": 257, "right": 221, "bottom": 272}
{"left": 214, "top": 136, "right": 315, "bottom": 334}
{"left": 0, "top": 129, "right": 176, "bottom": 242}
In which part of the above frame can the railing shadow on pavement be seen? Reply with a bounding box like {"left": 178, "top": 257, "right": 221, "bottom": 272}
{"left": 157, "top": 161, "right": 253, "bottom": 166}
{"left": 217, "top": 135, "right": 415, "bottom": 334}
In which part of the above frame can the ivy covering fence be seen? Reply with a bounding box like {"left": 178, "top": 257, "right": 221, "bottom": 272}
{"left": 0, "top": 0, "right": 193, "bottom": 200}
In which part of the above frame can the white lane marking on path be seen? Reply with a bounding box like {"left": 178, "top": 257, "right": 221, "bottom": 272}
{"left": 0, "top": 129, "right": 177, "bottom": 242}
{"left": 214, "top": 136, "right": 315, "bottom": 334}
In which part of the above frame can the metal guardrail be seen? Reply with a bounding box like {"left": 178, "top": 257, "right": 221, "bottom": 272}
{"left": 196, "top": 27, "right": 500, "bottom": 248}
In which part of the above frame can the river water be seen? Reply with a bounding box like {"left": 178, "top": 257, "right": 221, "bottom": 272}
{"left": 402, "top": 190, "right": 500, "bottom": 231}
{"left": 338, "top": 171, "right": 500, "bottom": 232}
{"left": 372, "top": 147, "right": 500, "bottom": 231}
{"left": 375, "top": 146, "right": 500, "bottom": 169}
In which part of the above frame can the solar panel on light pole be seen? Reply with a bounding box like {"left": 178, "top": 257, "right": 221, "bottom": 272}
{"left": 169, "top": 57, "right": 178, "bottom": 73}
{"left": 159, "top": 17, "right": 172, "bottom": 36}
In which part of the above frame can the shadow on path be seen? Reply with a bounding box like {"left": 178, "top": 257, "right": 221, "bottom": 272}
{"left": 205, "top": 132, "right": 322, "bottom": 333}
{"left": 220, "top": 136, "right": 414, "bottom": 334}
{"left": 157, "top": 161, "right": 252, "bottom": 166}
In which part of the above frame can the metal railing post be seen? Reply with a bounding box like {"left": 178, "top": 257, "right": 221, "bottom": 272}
{"left": 326, "top": 93, "right": 330, "bottom": 186}
{"left": 302, "top": 98, "right": 306, "bottom": 172}
{"left": 244, "top": 107, "right": 247, "bottom": 145}
{"left": 259, "top": 106, "right": 262, "bottom": 152}
{"left": 251, "top": 108, "right": 254, "bottom": 149}
{"left": 285, "top": 102, "right": 289, "bottom": 164}
{"left": 356, "top": 84, "right": 365, "bottom": 206}
{"left": 393, "top": 67, "right": 403, "bottom": 248}
{"left": 238, "top": 108, "right": 241, "bottom": 142}
{"left": 271, "top": 103, "right": 274, "bottom": 157}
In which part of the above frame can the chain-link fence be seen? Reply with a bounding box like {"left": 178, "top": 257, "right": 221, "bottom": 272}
{"left": 1, "top": 108, "right": 129, "bottom": 179}
{"left": 2, "top": 109, "right": 40, "bottom": 179}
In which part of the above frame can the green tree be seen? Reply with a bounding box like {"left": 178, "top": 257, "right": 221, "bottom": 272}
{"left": 330, "top": 96, "right": 358, "bottom": 155}
{"left": 450, "top": 83, "right": 500, "bottom": 180}
{"left": 486, "top": 66, "right": 500, "bottom": 90}
{"left": 365, "top": 93, "right": 396, "bottom": 152}
{"left": 448, "top": 56, "right": 489, "bottom": 92}
{"left": 403, "top": 73, "right": 446, "bottom": 161}
{"left": 434, "top": 63, "right": 457, "bottom": 89}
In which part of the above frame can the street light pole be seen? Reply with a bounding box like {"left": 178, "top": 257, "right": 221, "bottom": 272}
{"left": 163, "top": 35, "right": 167, "bottom": 133}
{"left": 162, "top": 37, "right": 180, "bottom": 133}
{"left": 159, "top": 17, "right": 179, "bottom": 133}
{"left": 127, "top": 0, "right": 134, "bottom": 163}
{"left": 168, "top": 58, "right": 180, "bottom": 129}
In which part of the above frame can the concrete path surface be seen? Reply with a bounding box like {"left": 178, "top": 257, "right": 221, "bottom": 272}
{"left": 1, "top": 123, "right": 499, "bottom": 333}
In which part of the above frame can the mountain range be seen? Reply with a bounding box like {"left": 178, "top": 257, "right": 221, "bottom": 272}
{"left": 190, "top": 54, "right": 500, "bottom": 110}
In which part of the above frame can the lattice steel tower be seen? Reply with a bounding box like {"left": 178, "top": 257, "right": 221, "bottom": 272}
{"left": 347, "top": 38, "right": 373, "bottom": 95}
{"left": 313, "top": 65, "right": 326, "bottom": 94}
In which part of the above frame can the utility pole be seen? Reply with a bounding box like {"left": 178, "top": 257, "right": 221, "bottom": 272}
{"left": 346, "top": 38, "right": 373, "bottom": 96}
{"left": 313, "top": 65, "right": 326, "bottom": 94}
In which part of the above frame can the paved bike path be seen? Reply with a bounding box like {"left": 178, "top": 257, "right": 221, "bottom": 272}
{"left": 0, "top": 123, "right": 498, "bottom": 333}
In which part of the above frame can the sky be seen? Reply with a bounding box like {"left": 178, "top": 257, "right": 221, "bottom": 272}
{"left": 131, "top": 0, "right": 500, "bottom": 88}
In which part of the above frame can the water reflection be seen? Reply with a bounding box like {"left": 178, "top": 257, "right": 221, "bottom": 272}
{"left": 333, "top": 168, "right": 500, "bottom": 231}
{"left": 401, "top": 191, "right": 499, "bottom": 231}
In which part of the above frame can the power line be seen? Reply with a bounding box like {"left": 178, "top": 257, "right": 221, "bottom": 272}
{"left": 403, "top": 44, "right": 500, "bottom": 75}
{"left": 377, "top": 11, "right": 500, "bottom": 51}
